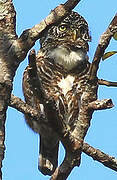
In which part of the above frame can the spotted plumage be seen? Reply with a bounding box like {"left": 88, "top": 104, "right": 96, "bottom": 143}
{"left": 23, "top": 11, "right": 91, "bottom": 175}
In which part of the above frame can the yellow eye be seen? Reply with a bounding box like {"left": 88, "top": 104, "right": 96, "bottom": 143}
{"left": 59, "top": 25, "right": 67, "bottom": 32}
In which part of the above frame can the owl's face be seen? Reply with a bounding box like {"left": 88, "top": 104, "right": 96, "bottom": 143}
{"left": 40, "top": 11, "right": 91, "bottom": 71}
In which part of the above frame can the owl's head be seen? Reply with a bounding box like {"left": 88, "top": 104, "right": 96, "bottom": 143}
{"left": 40, "top": 11, "right": 91, "bottom": 50}
{"left": 40, "top": 11, "right": 91, "bottom": 71}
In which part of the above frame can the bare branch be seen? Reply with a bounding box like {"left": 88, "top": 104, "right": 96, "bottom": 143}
{"left": 89, "top": 14, "right": 117, "bottom": 80}
{"left": 64, "top": 0, "right": 81, "bottom": 11}
{"left": 10, "top": 94, "right": 39, "bottom": 118}
{"left": 88, "top": 99, "right": 114, "bottom": 110}
{"left": 98, "top": 79, "right": 117, "bottom": 87}
{"left": 83, "top": 142, "right": 117, "bottom": 172}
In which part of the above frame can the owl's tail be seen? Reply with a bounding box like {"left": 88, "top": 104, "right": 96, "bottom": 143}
{"left": 38, "top": 135, "right": 59, "bottom": 176}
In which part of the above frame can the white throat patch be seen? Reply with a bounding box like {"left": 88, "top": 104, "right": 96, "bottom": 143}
{"left": 49, "top": 46, "right": 86, "bottom": 70}
{"left": 58, "top": 75, "right": 75, "bottom": 95}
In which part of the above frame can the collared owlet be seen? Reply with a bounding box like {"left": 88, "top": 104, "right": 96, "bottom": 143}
{"left": 23, "top": 11, "right": 91, "bottom": 176}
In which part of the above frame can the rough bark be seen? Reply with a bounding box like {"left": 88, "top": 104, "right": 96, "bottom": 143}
{"left": 0, "top": 0, "right": 17, "bottom": 178}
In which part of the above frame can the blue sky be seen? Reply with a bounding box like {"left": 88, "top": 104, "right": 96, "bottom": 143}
{"left": 3, "top": 0, "right": 117, "bottom": 179}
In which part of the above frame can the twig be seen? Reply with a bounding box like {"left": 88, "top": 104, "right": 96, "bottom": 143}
{"left": 64, "top": 0, "right": 81, "bottom": 11}
{"left": 83, "top": 142, "right": 117, "bottom": 172}
{"left": 89, "top": 14, "right": 117, "bottom": 80}
{"left": 98, "top": 79, "right": 117, "bottom": 87}
{"left": 10, "top": 94, "right": 39, "bottom": 118}
{"left": 88, "top": 99, "right": 114, "bottom": 110}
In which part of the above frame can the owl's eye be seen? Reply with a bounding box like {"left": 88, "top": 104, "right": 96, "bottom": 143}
{"left": 58, "top": 25, "right": 67, "bottom": 32}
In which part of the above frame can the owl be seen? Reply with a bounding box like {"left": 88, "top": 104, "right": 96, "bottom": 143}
{"left": 23, "top": 11, "right": 91, "bottom": 176}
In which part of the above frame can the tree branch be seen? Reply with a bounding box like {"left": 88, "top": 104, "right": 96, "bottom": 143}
{"left": 83, "top": 142, "right": 117, "bottom": 172}
{"left": 10, "top": 94, "right": 39, "bottom": 118}
{"left": 64, "top": 0, "right": 81, "bottom": 11}
{"left": 89, "top": 14, "right": 117, "bottom": 80}
{"left": 50, "top": 152, "right": 76, "bottom": 180}
{"left": 98, "top": 79, "right": 117, "bottom": 87}
{"left": 88, "top": 99, "right": 114, "bottom": 110}
{"left": 0, "top": 0, "right": 17, "bottom": 179}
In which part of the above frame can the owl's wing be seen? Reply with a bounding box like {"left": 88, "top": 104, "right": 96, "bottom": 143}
{"left": 22, "top": 66, "right": 59, "bottom": 175}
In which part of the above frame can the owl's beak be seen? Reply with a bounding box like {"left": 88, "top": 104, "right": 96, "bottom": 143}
{"left": 72, "top": 30, "right": 77, "bottom": 41}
